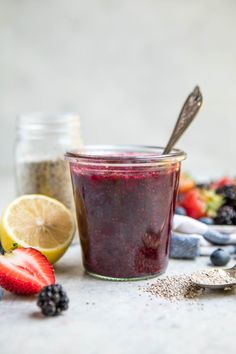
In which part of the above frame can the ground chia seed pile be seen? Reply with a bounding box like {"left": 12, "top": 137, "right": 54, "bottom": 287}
{"left": 144, "top": 269, "right": 236, "bottom": 301}
{"left": 191, "top": 269, "right": 236, "bottom": 286}
{"left": 16, "top": 158, "right": 73, "bottom": 209}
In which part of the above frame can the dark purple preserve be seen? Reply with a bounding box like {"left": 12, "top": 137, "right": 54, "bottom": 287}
{"left": 66, "top": 146, "right": 186, "bottom": 280}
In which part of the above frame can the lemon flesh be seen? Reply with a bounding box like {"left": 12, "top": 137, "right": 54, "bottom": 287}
{"left": 0, "top": 195, "right": 75, "bottom": 264}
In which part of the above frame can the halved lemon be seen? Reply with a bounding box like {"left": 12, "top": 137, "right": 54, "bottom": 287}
{"left": 0, "top": 195, "right": 75, "bottom": 264}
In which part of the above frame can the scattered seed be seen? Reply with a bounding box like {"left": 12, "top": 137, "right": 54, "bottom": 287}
{"left": 144, "top": 274, "right": 203, "bottom": 301}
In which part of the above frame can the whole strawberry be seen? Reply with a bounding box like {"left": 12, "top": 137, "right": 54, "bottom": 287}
{"left": 181, "top": 189, "right": 206, "bottom": 219}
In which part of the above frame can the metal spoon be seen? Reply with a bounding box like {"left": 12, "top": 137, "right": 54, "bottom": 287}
{"left": 191, "top": 265, "right": 236, "bottom": 290}
{"left": 163, "top": 86, "right": 203, "bottom": 155}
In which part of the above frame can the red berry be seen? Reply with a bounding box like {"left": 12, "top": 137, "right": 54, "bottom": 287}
{"left": 181, "top": 189, "right": 206, "bottom": 219}
{"left": 0, "top": 248, "right": 55, "bottom": 295}
{"left": 211, "top": 177, "right": 235, "bottom": 190}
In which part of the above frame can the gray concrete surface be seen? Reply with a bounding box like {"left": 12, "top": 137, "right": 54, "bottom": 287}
{"left": 1, "top": 175, "right": 236, "bottom": 354}
{"left": 1, "top": 242, "right": 236, "bottom": 354}
{"left": 1, "top": 0, "right": 236, "bottom": 178}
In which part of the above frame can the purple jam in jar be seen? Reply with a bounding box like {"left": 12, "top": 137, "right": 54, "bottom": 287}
{"left": 65, "top": 146, "right": 186, "bottom": 280}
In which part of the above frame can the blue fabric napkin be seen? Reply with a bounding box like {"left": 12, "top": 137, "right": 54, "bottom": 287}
{"left": 170, "top": 215, "right": 236, "bottom": 259}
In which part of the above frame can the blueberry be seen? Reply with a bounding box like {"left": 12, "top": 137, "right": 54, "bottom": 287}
{"left": 210, "top": 248, "right": 230, "bottom": 266}
{"left": 175, "top": 207, "right": 187, "bottom": 216}
{"left": 0, "top": 242, "right": 4, "bottom": 255}
{"left": 0, "top": 287, "right": 4, "bottom": 301}
{"left": 199, "top": 217, "right": 214, "bottom": 225}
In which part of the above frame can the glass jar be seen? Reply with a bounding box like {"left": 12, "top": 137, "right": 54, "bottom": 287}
{"left": 15, "top": 112, "right": 82, "bottom": 209}
{"left": 65, "top": 145, "right": 186, "bottom": 280}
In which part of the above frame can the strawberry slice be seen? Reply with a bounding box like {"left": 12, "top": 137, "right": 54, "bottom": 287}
{"left": 0, "top": 248, "right": 55, "bottom": 295}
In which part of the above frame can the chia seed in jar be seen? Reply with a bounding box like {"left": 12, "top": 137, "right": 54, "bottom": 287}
{"left": 17, "top": 158, "right": 73, "bottom": 209}
{"left": 15, "top": 113, "right": 82, "bottom": 209}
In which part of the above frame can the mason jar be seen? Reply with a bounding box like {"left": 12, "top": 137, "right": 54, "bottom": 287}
{"left": 65, "top": 145, "right": 186, "bottom": 280}
{"left": 15, "top": 112, "right": 82, "bottom": 209}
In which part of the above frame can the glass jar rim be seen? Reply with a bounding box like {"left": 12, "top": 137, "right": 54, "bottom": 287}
{"left": 65, "top": 145, "right": 186, "bottom": 166}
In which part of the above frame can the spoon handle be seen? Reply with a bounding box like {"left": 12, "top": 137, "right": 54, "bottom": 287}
{"left": 227, "top": 264, "right": 236, "bottom": 273}
{"left": 163, "top": 86, "right": 203, "bottom": 155}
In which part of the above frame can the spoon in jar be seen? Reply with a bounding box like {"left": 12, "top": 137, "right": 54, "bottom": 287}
{"left": 163, "top": 86, "right": 203, "bottom": 155}
{"left": 191, "top": 265, "right": 236, "bottom": 290}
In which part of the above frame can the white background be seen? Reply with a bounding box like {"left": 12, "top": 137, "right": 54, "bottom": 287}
{"left": 1, "top": 0, "right": 236, "bottom": 178}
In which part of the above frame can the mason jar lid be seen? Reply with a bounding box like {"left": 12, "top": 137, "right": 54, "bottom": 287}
{"left": 17, "top": 112, "right": 81, "bottom": 139}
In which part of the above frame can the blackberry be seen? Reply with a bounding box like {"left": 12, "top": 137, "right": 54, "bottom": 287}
{"left": 214, "top": 205, "right": 236, "bottom": 225}
{"left": 216, "top": 185, "right": 236, "bottom": 207}
{"left": 37, "top": 284, "right": 69, "bottom": 317}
